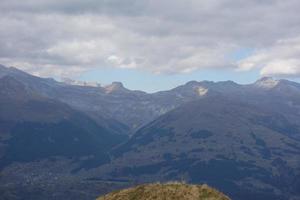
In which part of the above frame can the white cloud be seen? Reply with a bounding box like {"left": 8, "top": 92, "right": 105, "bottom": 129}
{"left": 237, "top": 37, "right": 300, "bottom": 77}
{"left": 1, "top": 0, "right": 300, "bottom": 77}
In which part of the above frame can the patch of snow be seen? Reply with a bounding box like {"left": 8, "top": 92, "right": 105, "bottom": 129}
{"left": 197, "top": 86, "right": 208, "bottom": 96}
{"left": 254, "top": 77, "right": 279, "bottom": 89}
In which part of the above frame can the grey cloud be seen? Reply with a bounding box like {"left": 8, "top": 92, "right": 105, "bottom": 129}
{"left": 0, "top": 0, "right": 148, "bottom": 16}
{"left": 1, "top": 0, "right": 300, "bottom": 77}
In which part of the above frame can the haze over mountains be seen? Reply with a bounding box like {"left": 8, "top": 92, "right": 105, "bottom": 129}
{"left": 0, "top": 64, "right": 300, "bottom": 200}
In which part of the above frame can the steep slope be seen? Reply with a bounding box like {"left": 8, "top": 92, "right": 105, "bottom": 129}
{"left": 0, "top": 75, "right": 127, "bottom": 168}
{"left": 0, "top": 65, "right": 133, "bottom": 132}
{"left": 105, "top": 95, "right": 300, "bottom": 200}
{"left": 97, "top": 183, "right": 230, "bottom": 200}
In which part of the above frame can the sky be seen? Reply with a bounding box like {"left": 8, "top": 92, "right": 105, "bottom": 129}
{"left": 1, "top": 0, "right": 300, "bottom": 92}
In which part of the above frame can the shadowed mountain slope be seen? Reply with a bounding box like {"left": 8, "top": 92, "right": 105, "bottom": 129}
{"left": 106, "top": 95, "right": 300, "bottom": 200}
{"left": 0, "top": 75, "right": 127, "bottom": 168}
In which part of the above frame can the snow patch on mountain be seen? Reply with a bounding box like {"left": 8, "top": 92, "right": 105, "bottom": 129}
{"left": 197, "top": 86, "right": 208, "bottom": 96}
{"left": 254, "top": 77, "right": 280, "bottom": 89}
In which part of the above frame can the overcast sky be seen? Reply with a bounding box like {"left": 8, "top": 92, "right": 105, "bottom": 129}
{"left": 1, "top": 0, "right": 300, "bottom": 91}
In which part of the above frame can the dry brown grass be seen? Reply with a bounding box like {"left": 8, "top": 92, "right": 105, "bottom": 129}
{"left": 96, "top": 182, "right": 231, "bottom": 200}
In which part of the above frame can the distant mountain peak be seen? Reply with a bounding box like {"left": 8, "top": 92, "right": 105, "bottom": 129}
{"left": 254, "top": 77, "right": 279, "bottom": 89}
{"left": 257, "top": 76, "right": 274, "bottom": 82}
{"left": 185, "top": 80, "right": 214, "bottom": 87}
{"left": 185, "top": 80, "right": 200, "bottom": 86}
{"left": 104, "top": 81, "right": 127, "bottom": 93}
{"left": 111, "top": 81, "right": 124, "bottom": 87}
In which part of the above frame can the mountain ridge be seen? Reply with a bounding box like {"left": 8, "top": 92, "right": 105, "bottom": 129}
{"left": 2, "top": 64, "right": 300, "bottom": 132}
{"left": 2, "top": 64, "right": 300, "bottom": 94}
{"left": 1, "top": 64, "right": 300, "bottom": 200}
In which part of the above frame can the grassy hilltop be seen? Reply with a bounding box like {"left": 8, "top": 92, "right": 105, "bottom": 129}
{"left": 97, "top": 182, "right": 230, "bottom": 200}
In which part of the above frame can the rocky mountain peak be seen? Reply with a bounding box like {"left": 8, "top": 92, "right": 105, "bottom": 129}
{"left": 254, "top": 77, "right": 279, "bottom": 89}
{"left": 111, "top": 81, "right": 124, "bottom": 87}
{"left": 105, "top": 81, "right": 126, "bottom": 93}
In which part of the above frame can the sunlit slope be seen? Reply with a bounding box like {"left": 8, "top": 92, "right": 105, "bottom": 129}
{"left": 97, "top": 183, "right": 230, "bottom": 200}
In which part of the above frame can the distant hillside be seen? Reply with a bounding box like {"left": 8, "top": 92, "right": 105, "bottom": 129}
{"left": 106, "top": 94, "right": 300, "bottom": 200}
{"left": 2, "top": 64, "right": 300, "bottom": 133}
{"left": 97, "top": 183, "right": 230, "bottom": 200}
{"left": 0, "top": 75, "right": 127, "bottom": 169}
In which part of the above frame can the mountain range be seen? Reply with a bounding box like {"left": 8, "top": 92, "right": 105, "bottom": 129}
{"left": 0, "top": 64, "right": 300, "bottom": 200}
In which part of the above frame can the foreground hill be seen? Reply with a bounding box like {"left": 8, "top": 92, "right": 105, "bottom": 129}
{"left": 97, "top": 183, "right": 230, "bottom": 200}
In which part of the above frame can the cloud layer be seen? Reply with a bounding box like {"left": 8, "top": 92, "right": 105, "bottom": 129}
{"left": 1, "top": 0, "right": 300, "bottom": 77}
